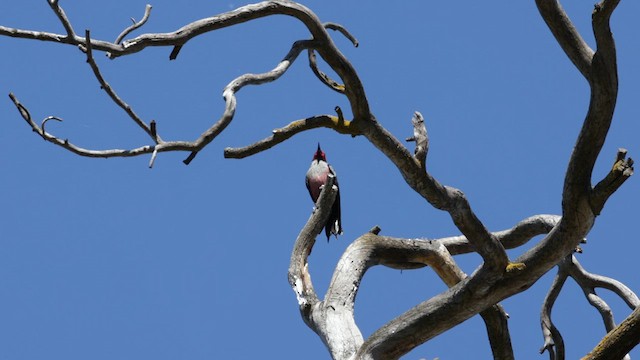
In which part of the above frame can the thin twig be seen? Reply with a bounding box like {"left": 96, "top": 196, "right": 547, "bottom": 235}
{"left": 183, "top": 39, "right": 315, "bottom": 164}
{"left": 308, "top": 49, "right": 345, "bottom": 93}
{"left": 5, "top": 1, "right": 361, "bottom": 166}
{"left": 83, "top": 30, "right": 158, "bottom": 142}
{"left": 539, "top": 263, "right": 568, "bottom": 359}
{"left": 303, "top": 22, "right": 357, "bottom": 94}
{"left": 567, "top": 255, "right": 640, "bottom": 309}
{"left": 539, "top": 254, "right": 638, "bottom": 359}
{"left": 40, "top": 116, "right": 63, "bottom": 140}
{"left": 323, "top": 22, "right": 358, "bottom": 47}
{"left": 8, "top": 92, "right": 194, "bottom": 158}
{"left": 47, "top": 0, "right": 76, "bottom": 39}
{"left": 114, "top": 4, "right": 153, "bottom": 45}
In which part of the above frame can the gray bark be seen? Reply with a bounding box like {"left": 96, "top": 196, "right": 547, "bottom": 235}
{"left": 1, "top": 1, "right": 637, "bottom": 359}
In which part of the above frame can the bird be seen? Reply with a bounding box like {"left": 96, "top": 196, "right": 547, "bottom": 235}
{"left": 305, "top": 143, "right": 343, "bottom": 241}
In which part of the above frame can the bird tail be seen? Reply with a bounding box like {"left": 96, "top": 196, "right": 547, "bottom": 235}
{"left": 324, "top": 190, "right": 342, "bottom": 242}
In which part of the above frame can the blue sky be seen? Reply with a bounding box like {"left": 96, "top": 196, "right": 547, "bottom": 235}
{"left": 0, "top": 1, "right": 638, "bottom": 359}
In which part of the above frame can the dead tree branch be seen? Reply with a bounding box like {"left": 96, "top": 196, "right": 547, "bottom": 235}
{"left": 2, "top": 1, "right": 636, "bottom": 359}
{"left": 291, "top": 214, "right": 517, "bottom": 359}
{"left": 539, "top": 266, "right": 568, "bottom": 359}
{"left": 9, "top": 36, "right": 316, "bottom": 165}
{"left": 304, "top": 22, "right": 358, "bottom": 94}
{"left": 114, "top": 4, "right": 153, "bottom": 46}
{"left": 591, "top": 148, "right": 634, "bottom": 215}
{"left": 181, "top": 38, "right": 315, "bottom": 164}
{"left": 540, "top": 254, "right": 639, "bottom": 360}
{"left": 47, "top": 0, "right": 76, "bottom": 40}
{"left": 82, "top": 30, "right": 158, "bottom": 142}
{"left": 224, "top": 111, "right": 358, "bottom": 159}
{"left": 584, "top": 305, "right": 640, "bottom": 360}
{"left": 352, "top": 0, "right": 629, "bottom": 357}
{"left": 4, "top": 1, "right": 360, "bottom": 165}
{"left": 439, "top": 214, "right": 561, "bottom": 256}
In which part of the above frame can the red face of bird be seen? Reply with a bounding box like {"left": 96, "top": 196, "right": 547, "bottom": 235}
{"left": 313, "top": 143, "right": 326, "bottom": 162}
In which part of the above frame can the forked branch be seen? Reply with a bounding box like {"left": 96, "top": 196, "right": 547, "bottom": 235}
{"left": 4, "top": 1, "right": 363, "bottom": 166}
{"left": 114, "top": 4, "right": 153, "bottom": 45}
{"left": 540, "top": 254, "right": 639, "bottom": 360}
{"left": 2, "top": 1, "right": 636, "bottom": 359}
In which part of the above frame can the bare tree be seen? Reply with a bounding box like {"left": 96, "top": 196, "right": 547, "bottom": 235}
{"left": 2, "top": 1, "right": 637, "bottom": 359}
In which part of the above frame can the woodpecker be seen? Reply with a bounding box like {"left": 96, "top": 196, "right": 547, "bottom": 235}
{"left": 305, "top": 144, "right": 343, "bottom": 241}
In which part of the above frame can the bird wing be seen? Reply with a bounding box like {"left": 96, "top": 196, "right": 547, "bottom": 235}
{"left": 328, "top": 164, "right": 338, "bottom": 185}
{"left": 328, "top": 164, "right": 342, "bottom": 237}
{"left": 305, "top": 174, "right": 314, "bottom": 201}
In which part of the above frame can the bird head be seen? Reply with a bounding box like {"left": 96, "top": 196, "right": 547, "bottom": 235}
{"left": 312, "top": 143, "right": 326, "bottom": 162}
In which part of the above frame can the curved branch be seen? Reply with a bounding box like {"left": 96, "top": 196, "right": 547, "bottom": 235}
{"left": 326, "top": 234, "right": 514, "bottom": 359}
{"left": 308, "top": 49, "right": 345, "bottom": 93}
{"left": 325, "top": 235, "right": 463, "bottom": 311}
{"left": 1, "top": 2, "right": 341, "bottom": 59}
{"left": 323, "top": 22, "right": 358, "bottom": 47}
{"left": 439, "top": 214, "right": 561, "bottom": 256}
{"left": 183, "top": 39, "right": 314, "bottom": 164}
{"left": 3, "top": 2, "right": 634, "bottom": 359}
{"left": 40, "top": 116, "right": 63, "bottom": 138}
{"left": 539, "top": 255, "right": 639, "bottom": 359}
{"left": 303, "top": 22, "right": 358, "bottom": 94}
{"left": 539, "top": 263, "right": 568, "bottom": 359}
{"left": 224, "top": 112, "right": 359, "bottom": 159}
{"left": 8, "top": 92, "right": 194, "bottom": 158}
{"left": 114, "top": 4, "right": 153, "bottom": 45}
{"left": 4, "top": 0, "right": 372, "bottom": 153}
{"left": 565, "top": 1, "right": 619, "bottom": 214}
{"left": 288, "top": 175, "right": 337, "bottom": 310}
{"left": 535, "top": 0, "right": 621, "bottom": 219}
{"left": 567, "top": 255, "right": 640, "bottom": 309}
{"left": 508, "top": 0, "right": 624, "bottom": 285}
{"left": 563, "top": 255, "right": 636, "bottom": 359}
{"left": 585, "top": 292, "right": 616, "bottom": 332}
{"left": 535, "top": 0, "right": 593, "bottom": 79}
{"left": 10, "top": 37, "right": 314, "bottom": 164}
{"left": 287, "top": 176, "right": 364, "bottom": 360}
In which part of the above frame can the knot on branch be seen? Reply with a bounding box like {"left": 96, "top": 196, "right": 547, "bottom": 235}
{"left": 331, "top": 106, "right": 360, "bottom": 135}
{"left": 611, "top": 148, "right": 634, "bottom": 175}
{"left": 406, "top": 111, "right": 429, "bottom": 167}
{"left": 590, "top": 148, "right": 634, "bottom": 215}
